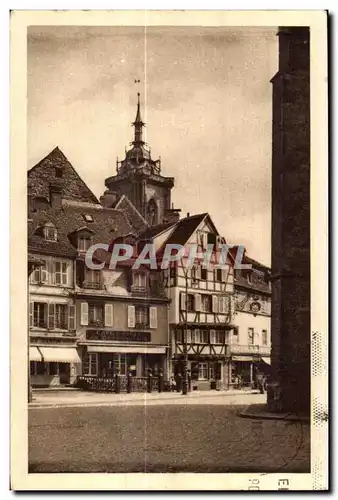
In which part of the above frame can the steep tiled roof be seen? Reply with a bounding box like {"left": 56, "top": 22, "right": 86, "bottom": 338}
{"left": 28, "top": 205, "right": 133, "bottom": 258}
{"left": 234, "top": 255, "right": 271, "bottom": 295}
{"left": 114, "top": 195, "right": 148, "bottom": 234}
{"left": 138, "top": 221, "right": 176, "bottom": 240}
{"left": 165, "top": 213, "right": 208, "bottom": 246}
{"left": 28, "top": 147, "right": 100, "bottom": 205}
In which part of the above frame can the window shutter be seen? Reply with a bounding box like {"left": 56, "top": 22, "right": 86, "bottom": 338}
{"left": 149, "top": 307, "right": 157, "bottom": 329}
{"left": 212, "top": 295, "right": 218, "bottom": 313}
{"left": 221, "top": 268, "right": 226, "bottom": 283}
{"left": 68, "top": 305, "right": 76, "bottom": 331}
{"left": 29, "top": 302, "right": 33, "bottom": 327}
{"left": 81, "top": 302, "right": 89, "bottom": 326}
{"left": 41, "top": 262, "right": 48, "bottom": 283}
{"left": 194, "top": 293, "right": 201, "bottom": 312}
{"left": 48, "top": 303, "right": 55, "bottom": 330}
{"left": 127, "top": 305, "right": 135, "bottom": 328}
{"left": 210, "top": 329, "right": 216, "bottom": 344}
{"left": 180, "top": 292, "right": 186, "bottom": 311}
{"left": 54, "top": 262, "right": 61, "bottom": 285}
{"left": 218, "top": 296, "right": 224, "bottom": 313}
{"left": 104, "top": 303, "right": 114, "bottom": 327}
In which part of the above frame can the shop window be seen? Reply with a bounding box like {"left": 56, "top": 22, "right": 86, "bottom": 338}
{"left": 33, "top": 302, "right": 47, "bottom": 328}
{"left": 248, "top": 328, "right": 254, "bottom": 345}
{"left": 209, "top": 364, "right": 215, "bottom": 380}
{"left": 49, "top": 362, "right": 58, "bottom": 375}
{"left": 36, "top": 362, "right": 46, "bottom": 375}
{"left": 55, "top": 304, "right": 68, "bottom": 329}
{"left": 88, "top": 303, "right": 104, "bottom": 327}
{"left": 198, "top": 363, "right": 209, "bottom": 380}
{"left": 83, "top": 353, "right": 98, "bottom": 376}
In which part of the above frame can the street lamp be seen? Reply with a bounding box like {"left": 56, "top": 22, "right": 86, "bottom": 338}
{"left": 181, "top": 260, "right": 189, "bottom": 395}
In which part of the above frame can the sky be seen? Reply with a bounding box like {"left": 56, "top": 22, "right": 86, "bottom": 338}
{"left": 27, "top": 26, "right": 278, "bottom": 266}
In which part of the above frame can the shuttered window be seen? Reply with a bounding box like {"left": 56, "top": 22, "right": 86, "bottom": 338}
{"left": 81, "top": 302, "right": 89, "bottom": 326}
{"left": 149, "top": 307, "right": 157, "bottom": 329}
{"left": 68, "top": 305, "right": 76, "bottom": 331}
{"left": 127, "top": 305, "right": 135, "bottom": 328}
{"left": 104, "top": 304, "right": 114, "bottom": 327}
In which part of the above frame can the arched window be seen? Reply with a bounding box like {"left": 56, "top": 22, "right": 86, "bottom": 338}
{"left": 147, "top": 199, "right": 158, "bottom": 226}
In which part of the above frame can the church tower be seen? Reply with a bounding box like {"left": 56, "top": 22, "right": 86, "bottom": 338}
{"left": 101, "top": 93, "right": 181, "bottom": 226}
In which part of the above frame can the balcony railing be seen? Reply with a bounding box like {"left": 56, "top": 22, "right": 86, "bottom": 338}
{"left": 230, "top": 344, "right": 271, "bottom": 355}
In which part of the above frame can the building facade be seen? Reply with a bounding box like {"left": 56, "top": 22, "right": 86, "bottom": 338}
{"left": 138, "top": 213, "right": 238, "bottom": 390}
{"left": 232, "top": 258, "right": 271, "bottom": 386}
{"left": 28, "top": 147, "right": 170, "bottom": 387}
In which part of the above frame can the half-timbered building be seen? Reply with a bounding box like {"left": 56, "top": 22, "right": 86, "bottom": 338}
{"left": 138, "top": 213, "right": 237, "bottom": 390}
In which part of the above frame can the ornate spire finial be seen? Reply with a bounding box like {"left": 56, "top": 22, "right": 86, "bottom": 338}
{"left": 132, "top": 92, "right": 145, "bottom": 145}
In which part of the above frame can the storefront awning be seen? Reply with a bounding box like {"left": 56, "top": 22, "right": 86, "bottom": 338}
{"left": 87, "top": 346, "right": 166, "bottom": 354}
{"left": 232, "top": 355, "right": 252, "bottom": 362}
{"left": 39, "top": 347, "right": 81, "bottom": 363}
{"left": 261, "top": 357, "right": 271, "bottom": 365}
{"left": 29, "top": 346, "right": 42, "bottom": 362}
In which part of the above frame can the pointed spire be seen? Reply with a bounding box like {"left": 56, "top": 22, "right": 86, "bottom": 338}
{"left": 132, "top": 92, "right": 145, "bottom": 145}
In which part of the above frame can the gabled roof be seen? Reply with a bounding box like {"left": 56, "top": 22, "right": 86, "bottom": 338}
{"left": 114, "top": 195, "right": 148, "bottom": 234}
{"left": 28, "top": 204, "right": 133, "bottom": 258}
{"left": 138, "top": 221, "right": 177, "bottom": 240}
{"left": 165, "top": 213, "right": 209, "bottom": 246}
{"left": 28, "top": 147, "right": 100, "bottom": 205}
{"left": 234, "top": 255, "right": 271, "bottom": 294}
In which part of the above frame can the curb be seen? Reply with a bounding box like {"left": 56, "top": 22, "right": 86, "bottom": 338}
{"left": 29, "top": 390, "right": 261, "bottom": 409}
{"left": 238, "top": 405, "right": 310, "bottom": 423}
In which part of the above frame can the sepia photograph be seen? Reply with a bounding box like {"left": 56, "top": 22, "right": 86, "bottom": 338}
{"left": 10, "top": 9, "right": 328, "bottom": 491}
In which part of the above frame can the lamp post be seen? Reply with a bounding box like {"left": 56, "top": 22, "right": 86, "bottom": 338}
{"left": 181, "top": 259, "right": 189, "bottom": 395}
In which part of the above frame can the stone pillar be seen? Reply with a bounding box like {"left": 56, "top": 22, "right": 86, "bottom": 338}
{"left": 269, "top": 27, "right": 310, "bottom": 415}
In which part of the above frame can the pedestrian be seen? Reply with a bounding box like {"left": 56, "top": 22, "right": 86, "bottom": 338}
{"left": 170, "top": 376, "right": 177, "bottom": 392}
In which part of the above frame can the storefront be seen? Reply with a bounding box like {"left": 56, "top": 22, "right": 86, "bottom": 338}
{"left": 172, "top": 355, "right": 230, "bottom": 390}
{"left": 230, "top": 355, "right": 271, "bottom": 387}
{"left": 81, "top": 345, "right": 168, "bottom": 378}
{"left": 30, "top": 345, "right": 81, "bottom": 387}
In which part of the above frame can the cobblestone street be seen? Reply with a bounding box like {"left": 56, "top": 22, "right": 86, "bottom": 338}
{"left": 29, "top": 394, "right": 310, "bottom": 473}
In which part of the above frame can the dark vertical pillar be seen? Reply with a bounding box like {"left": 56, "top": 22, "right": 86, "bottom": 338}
{"left": 270, "top": 27, "right": 310, "bottom": 414}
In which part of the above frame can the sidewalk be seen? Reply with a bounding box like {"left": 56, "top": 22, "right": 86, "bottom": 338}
{"left": 238, "top": 403, "right": 310, "bottom": 423}
{"left": 29, "top": 388, "right": 260, "bottom": 408}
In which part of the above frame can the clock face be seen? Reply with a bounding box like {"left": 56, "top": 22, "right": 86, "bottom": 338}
{"left": 250, "top": 301, "right": 261, "bottom": 313}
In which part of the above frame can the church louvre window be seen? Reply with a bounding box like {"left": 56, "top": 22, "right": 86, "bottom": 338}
{"left": 147, "top": 199, "right": 158, "bottom": 226}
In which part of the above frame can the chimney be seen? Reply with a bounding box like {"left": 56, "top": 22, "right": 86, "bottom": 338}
{"left": 100, "top": 190, "right": 119, "bottom": 208}
{"left": 49, "top": 181, "right": 63, "bottom": 210}
{"left": 187, "top": 212, "right": 190, "bottom": 218}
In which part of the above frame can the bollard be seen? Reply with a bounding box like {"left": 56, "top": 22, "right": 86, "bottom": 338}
{"left": 147, "top": 368, "right": 153, "bottom": 393}
{"left": 158, "top": 368, "right": 164, "bottom": 393}
{"left": 115, "top": 368, "right": 120, "bottom": 394}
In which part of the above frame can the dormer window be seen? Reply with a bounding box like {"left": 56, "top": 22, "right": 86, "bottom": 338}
{"left": 78, "top": 235, "right": 92, "bottom": 252}
{"left": 43, "top": 223, "right": 57, "bottom": 242}
{"left": 247, "top": 272, "right": 252, "bottom": 285}
{"left": 83, "top": 214, "right": 94, "bottom": 223}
